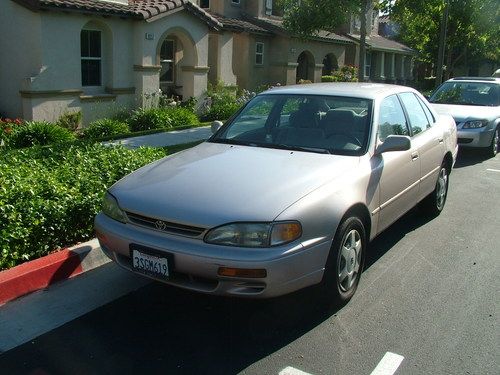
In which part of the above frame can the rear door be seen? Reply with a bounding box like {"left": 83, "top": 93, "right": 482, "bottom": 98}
{"left": 399, "top": 92, "right": 445, "bottom": 201}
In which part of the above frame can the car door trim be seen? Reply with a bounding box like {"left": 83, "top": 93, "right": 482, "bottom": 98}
{"left": 379, "top": 179, "right": 420, "bottom": 212}
{"left": 420, "top": 165, "right": 440, "bottom": 183}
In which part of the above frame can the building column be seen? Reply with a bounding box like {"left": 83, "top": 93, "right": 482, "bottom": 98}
{"left": 314, "top": 63, "right": 324, "bottom": 82}
{"left": 285, "top": 62, "right": 299, "bottom": 85}
{"left": 385, "top": 53, "right": 396, "bottom": 81}
{"left": 401, "top": 56, "right": 406, "bottom": 81}
{"left": 375, "top": 52, "right": 385, "bottom": 81}
{"left": 133, "top": 64, "right": 161, "bottom": 108}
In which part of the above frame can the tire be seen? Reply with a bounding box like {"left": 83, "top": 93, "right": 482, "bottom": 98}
{"left": 486, "top": 127, "right": 498, "bottom": 158}
{"left": 320, "top": 217, "right": 366, "bottom": 307}
{"left": 420, "top": 163, "right": 449, "bottom": 217}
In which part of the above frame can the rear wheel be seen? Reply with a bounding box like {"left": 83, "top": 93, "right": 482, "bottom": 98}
{"left": 420, "top": 163, "right": 449, "bottom": 216}
{"left": 320, "top": 217, "right": 366, "bottom": 307}
{"left": 486, "top": 127, "right": 498, "bottom": 158}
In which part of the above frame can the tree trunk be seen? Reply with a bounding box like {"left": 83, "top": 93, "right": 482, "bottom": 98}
{"left": 358, "top": 0, "right": 371, "bottom": 82}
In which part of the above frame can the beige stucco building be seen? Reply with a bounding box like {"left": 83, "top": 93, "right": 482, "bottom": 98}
{"left": 0, "top": 0, "right": 415, "bottom": 124}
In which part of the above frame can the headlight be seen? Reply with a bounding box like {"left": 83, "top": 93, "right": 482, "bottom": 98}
{"left": 204, "top": 222, "right": 302, "bottom": 247}
{"left": 462, "top": 120, "right": 488, "bottom": 129}
{"left": 102, "top": 192, "right": 128, "bottom": 223}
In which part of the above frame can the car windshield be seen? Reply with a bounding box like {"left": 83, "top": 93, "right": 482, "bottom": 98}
{"left": 209, "top": 94, "right": 372, "bottom": 156}
{"left": 429, "top": 81, "right": 500, "bottom": 106}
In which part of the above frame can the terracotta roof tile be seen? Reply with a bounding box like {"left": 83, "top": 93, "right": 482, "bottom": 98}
{"left": 242, "top": 15, "right": 354, "bottom": 44}
{"left": 13, "top": 0, "right": 222, "bottom": 28}
{"left": 208, "top": 12, "right": 272, "bottom": 35}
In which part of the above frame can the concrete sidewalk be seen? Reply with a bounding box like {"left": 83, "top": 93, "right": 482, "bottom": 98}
{"left": 105, "top": 125, "right": 212, "bottom": 148}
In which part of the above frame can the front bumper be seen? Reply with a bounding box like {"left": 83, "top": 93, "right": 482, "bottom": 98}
{"left": 457, "top": 127, "right": 495, "bottom": 148}
{"left": 94, "top": 213, "right": 331, "bottom": 298}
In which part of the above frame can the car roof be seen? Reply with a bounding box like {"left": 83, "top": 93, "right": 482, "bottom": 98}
{"left": 260, "top": 82, "right": 417, "bottom": 99}
{"left": 446, "top": 77, "right": 500, "bottom": 84}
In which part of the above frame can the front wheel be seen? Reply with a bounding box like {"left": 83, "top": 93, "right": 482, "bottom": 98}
{"left": 486, "top": 127, "right": 498, "bottom": 158}
{"left": 420, "top": 164, "right": 449, "bottom": 216}
{"left": 320, "top": 217, "right": 366, "bottom": 307}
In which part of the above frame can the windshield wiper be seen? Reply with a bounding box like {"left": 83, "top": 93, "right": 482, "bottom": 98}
{"left": 209, "top": 138, "right": 254, "bottom": 146}
{"left": 265, "top": 143, "right": 331, "bottom": 154}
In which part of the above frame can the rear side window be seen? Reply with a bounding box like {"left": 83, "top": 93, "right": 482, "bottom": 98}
{"left": 399, "top": 92, "right": 430, "bottom": 135}
{"left": 378, "top": 95, "right": 409, "bottom": 141}
{"left": 417, "top": 95, "right": 435, "bottom": 125}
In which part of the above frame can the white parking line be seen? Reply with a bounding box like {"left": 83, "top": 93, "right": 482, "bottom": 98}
{"left": 370, "top": 352, "right": 405, "bottom": 375}
{"left": 486, "top": 169, "right": 500, "bottom": 173}
{"left": 279, "top": 366, "right": 313, "bottom": 375}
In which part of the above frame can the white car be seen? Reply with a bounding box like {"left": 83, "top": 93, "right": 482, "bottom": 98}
{"left": 429, "top": 77, "right": 500, "bottom": 157}
{"left": 95, "top": 83, "right": 457, "bottom": 306}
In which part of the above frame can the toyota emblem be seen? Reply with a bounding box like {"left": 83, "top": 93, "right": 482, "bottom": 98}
{"left": 154, "top": 220, "right": 167, "bottom": 231}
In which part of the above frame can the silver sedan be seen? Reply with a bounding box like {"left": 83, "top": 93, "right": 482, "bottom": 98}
{"left": 429, "top": 77, "right": 500, "bottom": 157}
{"left": 95, "top": 83, "right": 458, "bottom": 306}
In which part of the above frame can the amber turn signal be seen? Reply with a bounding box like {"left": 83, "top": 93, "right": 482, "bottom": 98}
{"left": 218, "top": 267, "right": 267, "bottom": 278}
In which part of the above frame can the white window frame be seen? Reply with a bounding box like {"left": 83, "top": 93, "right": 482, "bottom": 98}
{"left": 160, "top": 39, "right": 175, "bottom": 84}
{"left": 81, "top": 29, "right": 102, "bottom": 88}
{"left": 255, "top": 42, "right": 264, "bottom": 65}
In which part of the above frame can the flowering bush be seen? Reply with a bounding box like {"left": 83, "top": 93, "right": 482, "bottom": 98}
{"left": 322, "top": 65, "right": 359, "bottom": 82}
{"left": 0, "top": 118, "right": 23, "bottom": 146}
{"left": 200, "top": 81, "right": 256, "bottom": 122}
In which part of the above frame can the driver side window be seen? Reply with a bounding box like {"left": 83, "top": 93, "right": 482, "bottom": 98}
{"left": 378, "top": 95, "right": 409, "bottom": 142}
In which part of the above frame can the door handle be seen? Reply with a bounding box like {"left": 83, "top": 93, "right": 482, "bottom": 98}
{"left": 437, "top": 138, "right": 444, "bottom": 144}
{"left": 411, "top": 152, "right": 419, "bottom": 161}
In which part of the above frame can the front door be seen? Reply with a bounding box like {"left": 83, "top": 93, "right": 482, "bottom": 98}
{"left": 375, "top": 95, "right": 420, "bottom": 233}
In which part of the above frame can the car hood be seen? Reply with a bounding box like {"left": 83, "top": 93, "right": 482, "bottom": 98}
{"left": 431, "top": 103, "right": 499, "bottom": 123}
{"left": 110, "top": 142, "right": 359, "bottom": 228}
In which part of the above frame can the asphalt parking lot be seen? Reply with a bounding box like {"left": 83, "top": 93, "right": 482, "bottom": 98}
{"left": 0, "top": 149, "right": 499, "bottom": 375}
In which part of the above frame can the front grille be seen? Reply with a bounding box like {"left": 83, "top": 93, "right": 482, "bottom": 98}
{"left": 126, "top": 212, "right": 205, "bottom": 237}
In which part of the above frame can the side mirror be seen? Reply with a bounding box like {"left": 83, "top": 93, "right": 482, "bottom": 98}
{"left": 376, "top": 135, "right": 411, "bottom": 154}
{"left": 211, "top": 120, "right": 223, "bottom": 134}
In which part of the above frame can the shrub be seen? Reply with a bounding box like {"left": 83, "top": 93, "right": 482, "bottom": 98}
{"left": 128, "top": 108, "right": 172, "bottom": 132}
{"left": 201, "top": 81, "right": 245, "bottom": 121}
{"left": 7, "top": 121, "right": 75, "bottom": 149}
{"left": 0, "top": 143, "right": 167, "bottom": 270}
{"left": 322, "top": 65, "right": 359, "bottom": 83}
{"left": 163, "top": 106, "right": 199, "bottom": 128}
{"left": 298, "top": 79, "right": 313, "bottom": 84}
{"left": 57, "top": 111, "right": 82, "bottom": 131}
{"left": 82, "top": 119, "right": 130, "bottom": 140}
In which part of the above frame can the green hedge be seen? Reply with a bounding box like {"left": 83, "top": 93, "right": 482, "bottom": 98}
{"left": 0, "top": 143, "right": 167, "bottom": 270}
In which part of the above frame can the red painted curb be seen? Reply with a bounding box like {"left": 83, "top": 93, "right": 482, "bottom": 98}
{"left": 0, "top": 249, "right": 84, "bottom": 305}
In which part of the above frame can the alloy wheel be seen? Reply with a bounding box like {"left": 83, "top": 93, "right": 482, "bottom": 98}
{"left": 337, "top": 229, "right": 362, "bottom": 292}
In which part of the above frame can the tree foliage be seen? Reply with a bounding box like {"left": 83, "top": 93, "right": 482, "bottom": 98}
{"left": 383, "top": 0, "right": 500, "bottom": 75}
{"left": 278, "top": 0, "right": 374, "bottom": 81}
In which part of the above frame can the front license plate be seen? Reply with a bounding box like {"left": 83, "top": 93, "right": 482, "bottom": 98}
{"left": 132, "top": 249, "right": 169, "bottom": 279}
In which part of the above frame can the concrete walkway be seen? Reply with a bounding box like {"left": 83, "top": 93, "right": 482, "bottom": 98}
{"left": 105, "top": 126, "right": 212, "bottom": 148}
